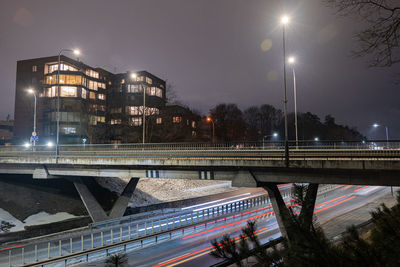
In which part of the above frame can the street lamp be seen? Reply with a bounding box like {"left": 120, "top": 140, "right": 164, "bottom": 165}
{"left": 314, "top": 137, "right": 319, "bottom": 141}
{"left": 372, "top": 123, "right": 389, "bottom": 148}
{"left": 132, "top": 72, "right": 146, "bottom": 144}
{"left": 280, "top": 15, "right": 290, "bottom": 166}
{"left": 27, "top": 88, "right": 37, "bottom": 147}
{"left": 288, "top": 56, "right": 298, "bottom": 149}
{"left": 262, "top": 132, "right": 279, "bottom": 149}
{"left": 56, "top": 48, "right": 80, "bottom": 159}
{"left": 206, "top": 116, "right": 215, "bottom": 143}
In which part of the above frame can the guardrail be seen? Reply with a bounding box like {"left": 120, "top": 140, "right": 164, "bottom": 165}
{"left": 0, "top": 192, "right": 288, "bottom": 267}
{"left": 0, "top": 140, "right": 399, "bottom": 159}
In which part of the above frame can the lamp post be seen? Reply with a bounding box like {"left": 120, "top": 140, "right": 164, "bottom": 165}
{"left": 281, "top": 15, "right": 290, "bottom": 166}
{"left": 131, "top": 73, "right": 147, "bottom": 144}
{"left": 56, "top": 48, "right": 80, "bottom": 159}
{"left": 373, "top": 123, "right": 389, "bottom": 148}
{"left": 288, "top": 56, "right": 298, "bottom": 149}
{"left": 27, "top": 88, "right": 37, "bottom": 147}
{"left": 206, "top": 117, "right": 215, "bottom": 143}
{"left": 262, "top": 132, "right": 278, "bottom": 149}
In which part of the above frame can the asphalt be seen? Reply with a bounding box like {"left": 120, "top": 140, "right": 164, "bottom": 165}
{"left": 71, "top": 185, "right": 396, "bottom": 267}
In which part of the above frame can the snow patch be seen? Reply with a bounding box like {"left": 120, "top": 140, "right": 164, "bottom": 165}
{"left": 95, "top": 177, "right": 236, "bottom": 208}
{"left": 0, "top": 208, "right": 78, "bottom": 233}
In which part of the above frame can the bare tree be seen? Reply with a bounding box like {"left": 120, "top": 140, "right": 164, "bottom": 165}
{"left": 165, "top": 81, "right": 183, "bottom": 105}
{"left": 328, "top": 0, "right": 400, "bottom": 66}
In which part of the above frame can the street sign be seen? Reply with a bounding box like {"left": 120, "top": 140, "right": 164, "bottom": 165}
{"left": 31, "top": 135, "right": 39, "bottom": 142}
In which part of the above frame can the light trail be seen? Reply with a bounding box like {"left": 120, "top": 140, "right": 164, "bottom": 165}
{"left": 181, "top": 193, "right": 251, "bottom": 210}
{"left": 158, "top": 190, "right": 364, "bottom": 266}
{"left": 353, "top": 186, "right": 370, "bottom": 193}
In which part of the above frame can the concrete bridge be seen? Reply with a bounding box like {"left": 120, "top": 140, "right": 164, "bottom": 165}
{"left": 0, "top": 142, "right": 399, "bottom": 224}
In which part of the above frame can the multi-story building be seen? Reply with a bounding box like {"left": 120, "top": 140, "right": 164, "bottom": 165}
{"left": 14, "top": 55, "right": 199, "bottom": 144}
{"left": 107, "top": 71, "right": 166, "bottom": 143}
{"left": 14, "top": 56, "right": 113, "bottom": 144}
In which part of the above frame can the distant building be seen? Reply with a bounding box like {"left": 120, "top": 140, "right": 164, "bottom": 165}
{"left": 0, "top": 119, "right": 13, "bottom": 144}
{"left": 14, "top": 55, "right": 197, "bottom": 144}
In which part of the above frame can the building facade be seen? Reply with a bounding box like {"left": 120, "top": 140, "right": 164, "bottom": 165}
{"left": 14, "top": 55, "right": 197, "bottom": 144}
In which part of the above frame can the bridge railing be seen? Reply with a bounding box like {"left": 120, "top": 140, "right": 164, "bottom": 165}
{"left": 0, "top": 140, "right": 398, "bottom": 157}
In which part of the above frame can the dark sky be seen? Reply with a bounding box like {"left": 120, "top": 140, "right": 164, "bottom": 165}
{"left": 0, "top": 0, "right": 399, "bottom": 139}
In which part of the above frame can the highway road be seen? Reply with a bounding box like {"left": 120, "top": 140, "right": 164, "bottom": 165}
{"left": 0, "top": 186, "right": 282, "bottom": 267}
{"left": 71, "top": 184, "right": 394, "bottom": 267}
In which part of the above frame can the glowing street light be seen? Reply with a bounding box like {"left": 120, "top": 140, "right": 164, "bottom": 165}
{"left": 273, "top": 132, "right": 278, "bottom": 137}
{"left": 288, "top": 56, "right": 299, "bottom": 149}
{"left": 27, "top": 88, "right": 37, "bottom": 147}
{"left": 314, "top": 137, "right": 319, "bottom": 141}
{"left": 47, "top": 141, "right": 54, "bottom": 147}
{"left": 206, "top": 117, "right": 215, "bottom": 143}
{"left": 281, "top": 15, "right": 290, "bottom": 25}
{"left": 372, "top": 123, "right": 389, "bottom": 148}
{"left": 280, "top": 14, "right": 290, "bottom": 166}
{"left": 131, "top": 72, "right": 146, "bottom": 144}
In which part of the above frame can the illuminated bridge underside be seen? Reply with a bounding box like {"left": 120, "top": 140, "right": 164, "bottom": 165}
{"left": 0, "top": 151, "right": 399, "bottom": 187}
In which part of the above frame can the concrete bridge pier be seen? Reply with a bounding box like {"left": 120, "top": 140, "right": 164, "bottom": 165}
{"left": 69, "top": 177, "right": 139, "bottom": 223}
{"left": 258, "top": 180, "right": 319, "bottom": 243}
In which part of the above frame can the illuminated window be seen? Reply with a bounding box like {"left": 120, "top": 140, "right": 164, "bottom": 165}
{"left": 111, "top": 119, "right": 122, "bottom": 125}
{"left": 81, "top": 88, "right": 87, "bottom": 99}
{"left": 130, "top": 117, "right": 142, "bottom": 126}
{"left": 121, "top": 79, "right": 125, "bottom": 84}
{"left": 98, "top": 94, "right": 106, "bottom": 100}
{"left": 127, "top": 84, "right": 141, "bottom": 93}
{"left": 89, "top": 92, "right": 96, "bottom": 99}
{"left": 85, "top": 69, "right": 99, "bottom": 79}
{"left": 146, "top": 107, "right": 159, "bottom": 115}
{"left": 156, "top": 117, "right": 162, "bottom": 124}
{"left": 192, "top": 121, "right": 196, "bottom": 128}
{"left": 136, "top": 76, "right": 144, "bottom": 82}
{"left": 45, "top": 86, "right": 57, "bottom": 97}
{"left": 98, "top": 105, "right": 106, "bottom": 112}
{"left": 97, "top": 116, "right": 105, "bottom": 123}
{"left": 60, "top": 86, "right": 77, "bottom": 97}
{"left": 32, "top": 65, "right": 37, "bottom": 72}
{"left": 126, "top": 106, "right": 141, "bottom": 115}
{"left": 62, "top": 127, "right": 76, "bottom": 134}
{"left": 192, "top": 131, "right": 196, "bottom": 137}
{"left": 45, "top": 63, "right": 78, "bottom": 74}
{"left": 146, "top": 77, "right": 152, "bottom": 84}
{"left": 173, "top": 116, "right": 182, "bottom": 123}
{"left": 156, "top": 88, "right": 163, "bottom": 97}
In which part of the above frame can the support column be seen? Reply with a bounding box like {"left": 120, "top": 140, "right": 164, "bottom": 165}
{"left": 262, "top": 182, "right": 295, "bottom": 242}
{"left": 299, "top": 183, "right": 319, "bottom": 231}
{"left": 72, "top": 177, "right": 108, "bottom": 222}
{"left": 109, "top": 178, "right": 140, "bottom": 219}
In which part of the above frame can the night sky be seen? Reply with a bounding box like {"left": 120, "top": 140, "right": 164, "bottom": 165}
{"left": 0, "top": 0, "right": 399, "bottom": 139}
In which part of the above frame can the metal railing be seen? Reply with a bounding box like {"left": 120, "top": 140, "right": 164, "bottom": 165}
{"left": 0, "top": 192, "right": 290, "bottom": 267}
{"left": 0, "top": 140, "right": 399, "bottom": 159}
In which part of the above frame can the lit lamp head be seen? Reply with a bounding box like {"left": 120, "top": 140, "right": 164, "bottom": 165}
{"left": 130, "top": 73, "right": 137, "bottom": 79}
{"left": 281, "top": 15, "right": 290, "bottom": 25}
{"left": 206, "top": 117, "right": 212, "bottom": 122}
{"left": 273, "top": 132, "right": 278, "bottom": 137}
{"left": 73, "top": 49, "right": 80, "bottom": 56}
{"left": 288, "top": 56, "right": 295, "bottom": 65}
{"left": 373, "top": 123, "right": 379, "bottom": 128}
{"left": 314, "top": 137, "right": 319, "bottom": 141}
{"left": 27, "top": 88, "right": 34, "bottom": 94}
